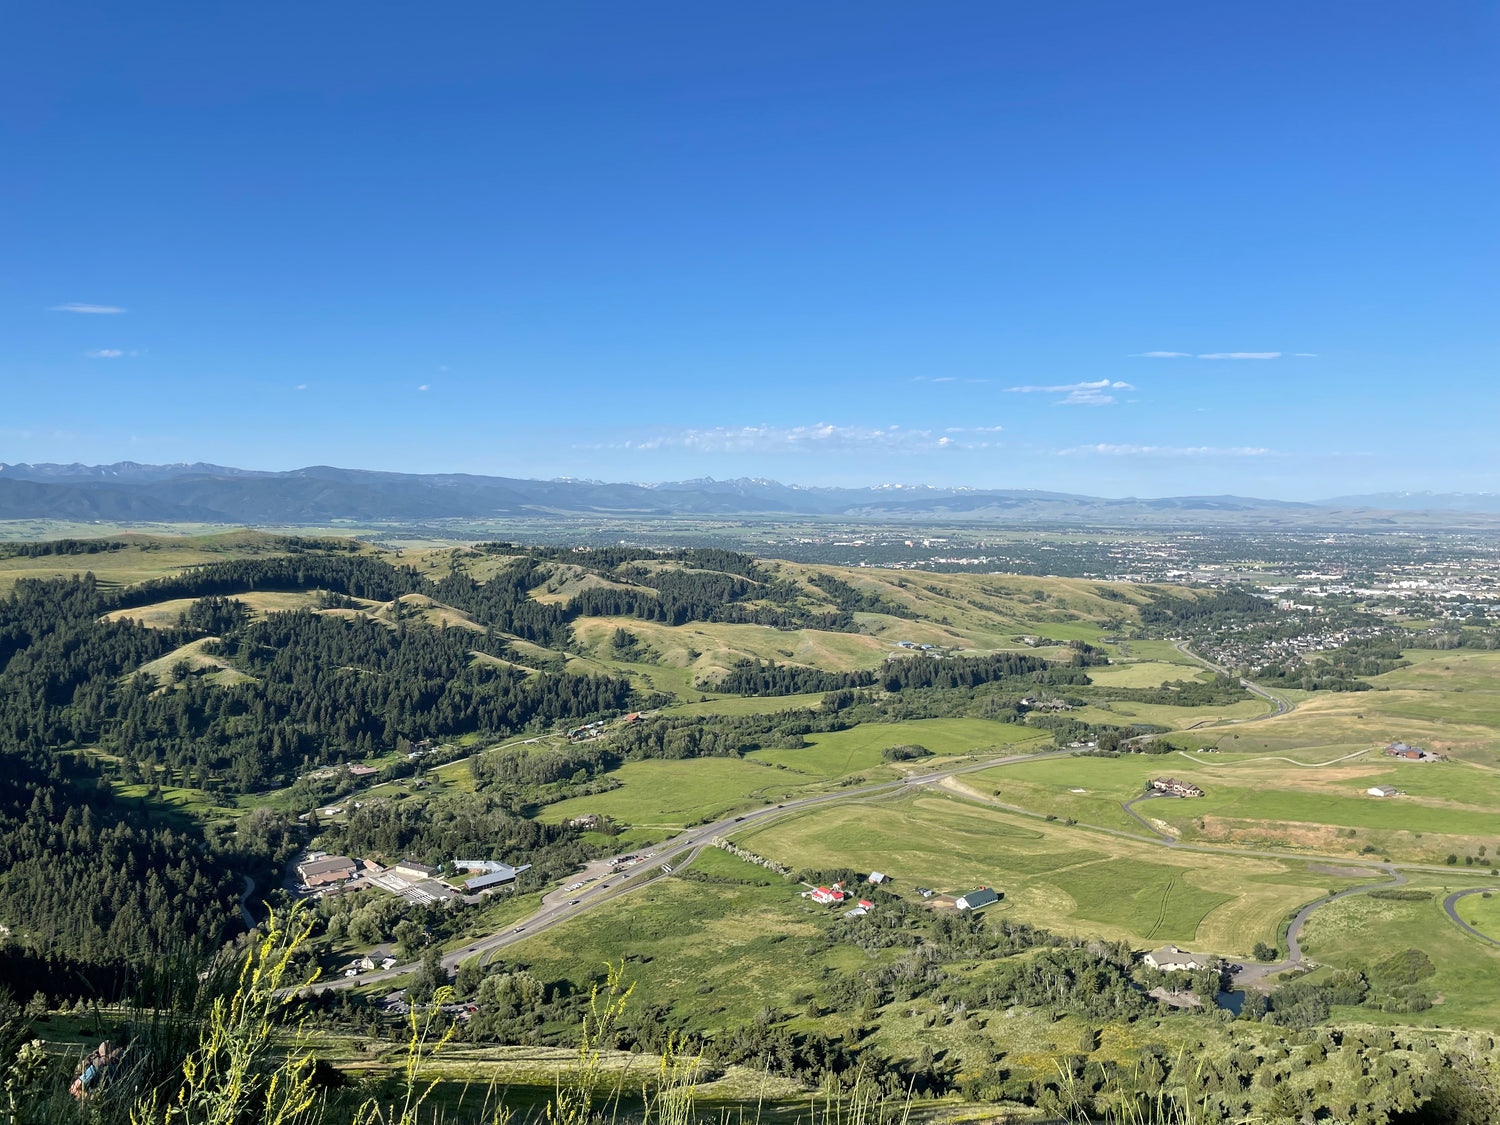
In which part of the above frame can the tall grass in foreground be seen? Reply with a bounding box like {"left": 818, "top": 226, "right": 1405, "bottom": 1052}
{"left": 102, "top": 910, "right": 910, "bottom": 1125}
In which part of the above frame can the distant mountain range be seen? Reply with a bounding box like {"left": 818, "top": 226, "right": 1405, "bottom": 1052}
{"left": 0, "top": 461, "right": 1495, "bottom": 528}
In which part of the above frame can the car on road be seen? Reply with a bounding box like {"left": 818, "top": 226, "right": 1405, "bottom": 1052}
{"left": 568, "top": 899, "right": 580, "bottom": 905}
{"left": 513, "top": 927, "right": 524, "bottom": 933}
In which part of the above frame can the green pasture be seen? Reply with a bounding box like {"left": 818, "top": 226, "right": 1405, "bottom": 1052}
{"left": 665, "top": 693, "right": 829, "bottom": 717}
{"left": 964, "top": 755, "right": 1173, "bottom": 833}
{"left": 1296, "top": 877, "right": 1500, "bottom": 1028}
{"left": 1104, "top": 638, "right": 1205, "bottom": 665}
{"left": 1068, "top": 698, "right": 1272, "bottom": 729}
{"left": 533, "top": 758, "right": 826, "bottom": 828}
{"left": 748, "top": 717, "right": 1051, "bottom": 779}
{"left": 732, "top": 791, "right": 1335, "bottom": 953}
{"left": 1456, "top": 891, "right": 1500, "bottom": 942}
{"left": 1150, "top": 765, "right": 1500, "bottom": 841}
{"left": 1086, "top": 661, "right": 1211, "bottom": 689}
{"left": 505, "top": 858, "right": 837, "bottom": 1028}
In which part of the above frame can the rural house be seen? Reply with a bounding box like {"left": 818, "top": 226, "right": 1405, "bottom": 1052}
{"left": 810, "top": 886, "right": 846, "bottom": 905}
{"left": 1150, "top": 777, "right": 1204, "bottom": 798}
{"left": 1143, "top": 945, "right": 1207, "bottom": 972}
{"left": 1366, "top": 785, "right": 1399, "bottom": 798}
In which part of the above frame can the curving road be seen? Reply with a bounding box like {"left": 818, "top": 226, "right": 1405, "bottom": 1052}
{"left": 298, "top": 648, "right": 1493, "bottom": 998}
{"left": 302, "top": 742, "right": 1068, "bottom": 995}
{"left": 1444, "top": 889, "right": 1500, "bottom": 948}
{"left": 1172, "top": 640, "right": 1293, "bottom": 720}
{"left": 239, "top": 874, "right": 257, "bottom": 930}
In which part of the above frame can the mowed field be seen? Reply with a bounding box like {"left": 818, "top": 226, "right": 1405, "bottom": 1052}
{"left": 1086, "top": 661, "right": 1213, "bottom": 689}
{"left": 533, "top": 758, "right": 832, "bottom": 829}
{"left": 731, "top": 791, "right": 1354, "bottom": 955}
{"left": 747, "top": 718, "right": 1052, "bottom": 779}
{"left": 962, "top": 749, "right": 1500, "bottom": 863}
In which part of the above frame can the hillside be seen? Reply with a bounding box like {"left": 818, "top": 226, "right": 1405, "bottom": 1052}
{"left": 5, "top": 461, "right": 1499, "bottom": 528}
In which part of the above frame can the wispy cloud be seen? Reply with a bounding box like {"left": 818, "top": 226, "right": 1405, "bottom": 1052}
{"left": 85, "top": 349, "right": 123, "bottom": 359}
{"left": 1059, "top": 443, "right": 1272, "bottom": 457}
{"left": 1293, "top": 353, "right": 1318, "bottom": 358}
{"left": 50, "top": 303, "right": 125, "bottom": 314}
{"left": 295, "top": 384, "right": 308, "bottom": 391}
{"left": 1133, "top": 350, "right": 1285, "bottom": 360}
{"left": 583, "top": 422, "right": 1004, "bottom": 454}
{"left": 1007, "top": 379, "right": 1133, "bottom": 406}
{"left": 417, "top": 384, "right": 430, "bottom": 391}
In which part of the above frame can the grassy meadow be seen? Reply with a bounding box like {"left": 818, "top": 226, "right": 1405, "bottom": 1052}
{"left": 730, "top": 791, "right": 1356, "bottom": 955}
{"left": 1296, "top": 876, "right": 1500, "bottom": 1028}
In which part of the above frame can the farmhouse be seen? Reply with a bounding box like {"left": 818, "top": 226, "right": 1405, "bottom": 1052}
{"left": 1367, "top": 785, "right": 1399, "bottom": 798}
{"left": 868, "top": 871, "right": 889, "bottom": 885}
{"left": 1150, "top": 777, "right": 1204, "bottom": 798}
{"left": 1143, "top": 945, "right": 1207, "bottom": 972}
{"left": 810, "top": 886, "right": 846, "bottom": 905}
{"left": 298, "top": 856, "right": 356, "bottom": 887}
{"left": 956, "top": 887, "right": 1000, "bottom": 911}
{"left": 347, "top": 764, "right": 380, "bottom": 777}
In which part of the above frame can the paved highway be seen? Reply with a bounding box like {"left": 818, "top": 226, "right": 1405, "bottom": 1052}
{"left": 303, "top": 742, "right": 1068, "bottom": 994}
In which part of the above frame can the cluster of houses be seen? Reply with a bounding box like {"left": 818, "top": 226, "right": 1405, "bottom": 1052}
{"left": 894, "top": 641, "right": 937, "bottom": 651}
{"left": 1150, "top": 777, "right": 1205, "bottom": 798}
{"left": 565, "top": 713, "right": 643, "bottom": 742}
{"left": 801, "top": 872, "right": 1000, "bottom": 916}
{"left": 1020, "top": 696, "right": 1072, "bottom": 712}
{"left": 1384, "top": 741, "right": 1443, "bottom": 762}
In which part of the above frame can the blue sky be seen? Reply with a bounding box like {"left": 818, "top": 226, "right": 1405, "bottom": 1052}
{"left": 3, "top": 2, "right": 1496, "bottom": 498}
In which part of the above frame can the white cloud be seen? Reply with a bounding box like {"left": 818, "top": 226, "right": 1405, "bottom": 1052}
{"left": 585, "top": 422, "right": 1004, "bottom": 455}
{"left": 1294, "top": 353, "right": 1318, "bottom": 357}
{"left": 1134, "top": 350, "right": 1287, "bottom": 360}
{"left": 417, "top": 384, "right": 429, "bottom": 391}
{"left": 295, "top": 384, "right": 308, "bottom": 391}
{"left": 1059, "top": 443, "right": 1272, "bottom": 457}
{"left": 50, "top": 303, "right": 125, "bottom": 314}
{"left": 1006, "top": 379, "right": 1133, "bottom": 406}
{"left": 85, "top": 349, "right": 123, "bottom": 359}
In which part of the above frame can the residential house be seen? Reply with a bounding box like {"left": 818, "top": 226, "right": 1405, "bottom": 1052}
{"left": 1150, "top": 777, "right": 1205, "bottom": 798}
{"left": 1143, "top": 946, "right": 1207, "bottom": 972}
{"left": 810, "top": 887, "right": 846, "bottom": 905}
